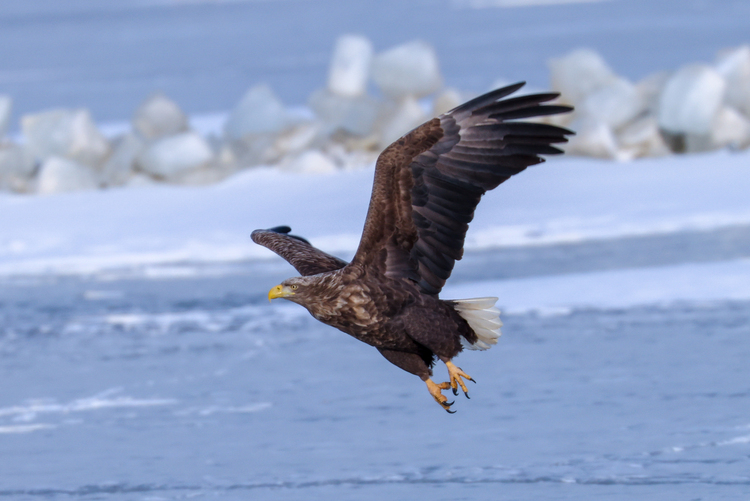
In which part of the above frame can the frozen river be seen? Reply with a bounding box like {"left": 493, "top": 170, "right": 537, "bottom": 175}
{"left": 2, "top": 229, "right": 749, "bottom": 500}
{"left": 2, "top": 0, "right": 750, "bottom": 122}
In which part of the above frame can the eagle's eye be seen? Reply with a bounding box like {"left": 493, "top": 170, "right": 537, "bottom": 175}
{"left": 290, "top": 284, "right": 299, "bottom": 290}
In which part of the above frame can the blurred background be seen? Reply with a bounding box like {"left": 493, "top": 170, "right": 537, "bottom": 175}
{"left": 1, "top": 1, "right": 749, "bottom": 500}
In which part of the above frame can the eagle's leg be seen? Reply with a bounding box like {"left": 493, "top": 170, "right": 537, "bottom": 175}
{"left": 377, "top": 348, "right": 455, "bottom": 413}
{"left": 425, "top": 379, "right": 455, "bottom": 412}
{"left": 444, "top": 360, "right": 475, "bottom": 399}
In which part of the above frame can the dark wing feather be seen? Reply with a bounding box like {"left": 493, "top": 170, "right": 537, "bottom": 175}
{"left": 351, "top": 82, "right": 573, "bottom": 295}
{"left": 251, "top": 226, "right": 348, "bottom": 276}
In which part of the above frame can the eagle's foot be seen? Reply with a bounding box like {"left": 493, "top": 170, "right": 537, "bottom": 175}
{"left": 425, "top": 379, "right": 455, "bottom": 413}
{"left": 446, "top": 361, "right": 475, "bottom": 399}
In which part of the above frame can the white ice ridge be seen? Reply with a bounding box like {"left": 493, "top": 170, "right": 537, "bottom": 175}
{"left": 451, "top": 297, "right": 502, "bottom": 350}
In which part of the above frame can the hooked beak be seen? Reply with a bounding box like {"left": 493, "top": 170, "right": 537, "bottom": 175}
{"left": 268, "top": 284, "right": 294, "bottom": 301}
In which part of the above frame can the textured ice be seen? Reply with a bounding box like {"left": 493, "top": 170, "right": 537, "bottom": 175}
{"left": 578, "top": 77, "right": 644, "bottom": 129}
{"left": 308, "top": 88, "right": 379, "bottom": 136}
{"left": 0, "top": 94, "right": 11, "bottom": 138}
{"left": 377, "top": 96, "right": 426, "bottom": 148}
{"left": 279, "top": 149, "right": 337, "bottom": 174}
{"left": 224, "top": 84, "right": 294, "bottom": 140}
{"left": 101, "top": 132, "right": 144, "bottom": 186}
{"left": 132, "top": 92, "right": 189, "bottom": 141}
{"left": 549, "top": 48, "right": 617, "bottom": 105}
{"left": 658, "top": 64, "right": 726, "bottom": 136}
{"left": 715, "top": 45, "right": 750, "bottom": 116}
{"left": 21, "top": 108, "right": 111, "bottom": 168}
{"left": 563, "top": 118, "right": 618, "bottom": 159}
{"left": 371, "top": 40, "right": 442, "bottom": 99}
{"left": 0, "top": 144, "right": 36, "bottom": 192}
{"left": 36, "top": 156, "right": 99, "bottom": 194}
{"left": 137, "top": 131, "right": 214, "bottom": 179}
{"left": 327, "top": 34, "right": 373, "bottom": 98}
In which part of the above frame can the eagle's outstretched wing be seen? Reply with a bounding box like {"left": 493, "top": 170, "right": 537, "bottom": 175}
{"left": 251, "top": 226, "right": 348, "bottom": 276}
{"left": 351, "top": 82, "right": 573, "bottom": 295}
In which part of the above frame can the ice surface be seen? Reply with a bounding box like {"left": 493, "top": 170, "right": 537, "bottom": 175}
{"left": 101, "top": 132, "right": 144, "bottom": 187}
{"left": 563, "top": 118, "right": 618, "bottom": 159}
{"left": 36, "top": 156, "right": 99, "bottom": 194}
{"left": 578, "top": 77, "right": 644, "bottom": 130}
{"left": 279, "top": 149, "right": 337, "bottom": 174}
{"left": 658, "top": 64, "right": 726, "bottom": 136}
{"left": 0, "top": 95, "right": 11, "bottom": 138}
{"left": 716, "top": 45, "right": 750, "bottom": 117}
{"left": 21, "top": 108, "right": 111, "bottom": 168}
{"left": 137, "top": 131, "right": 214, "bottom": 179}
{"left": 432, "top": 88, "right": 465, "bottom": 116}
{"left": 377, "top": 96, "right": 427, "bottom": 149}
{"left": 443, "top": 258, "right": 750, "bottom": 313}
{"left": 308, "top": 88, "right": 379, "bottom": 136}
{"left": 0, "top": 144, "right": 35, "bottom": 193}
{"left": 223, "top": 84, "right": 294, "bottom": 140}
{"left": 371, "top": 40, "right": 443, "bottom": 99}
{"left": 327, "top": 34, "right": 373, "bottom": 98}
{"left": 131, "top": 92, "right": 189, "bottom": 141}
{"left": 549, "top": 48, "right": 617, "bottom": 105}
{"left": 616, "top": 116, "right": 671, "bottom": 159}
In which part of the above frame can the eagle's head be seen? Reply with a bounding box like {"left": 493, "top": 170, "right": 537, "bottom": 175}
{"left": 267, "top": 276, "right": 321, "bottom": 306}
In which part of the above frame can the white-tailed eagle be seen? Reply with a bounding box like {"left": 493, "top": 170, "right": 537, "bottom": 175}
{"left": 252, "top": 83, "right": 573, "bottom": 412}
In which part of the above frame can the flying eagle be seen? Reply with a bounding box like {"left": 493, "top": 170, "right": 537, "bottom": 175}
{"left": 252, "top": 83, "right": 572, "bottom": 412}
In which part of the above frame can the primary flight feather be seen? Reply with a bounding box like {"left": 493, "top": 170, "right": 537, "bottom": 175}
{"left": 252, "top": 82, "right": 573, "bottom": 412}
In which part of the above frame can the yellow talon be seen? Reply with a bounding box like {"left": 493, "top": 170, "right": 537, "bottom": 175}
{"left": 445, "top": 361, "right": 473, "bottom": 397}
{"left": 425, "top": 378, "right": 454, "bottom": 412}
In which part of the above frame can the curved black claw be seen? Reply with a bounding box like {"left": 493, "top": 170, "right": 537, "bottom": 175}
{"left": 445, "top": 400, "right": 455, "bottom": 407}
{"left": 464, "top": 391, "right": 470, "bottom": 399}
{"left": 452, "top": 386, "right": 458, "bottom": 396}
{"left": 446, "top": 408, "right": 456, "bottom": 414}
{"left": 469, "top": 377, "right": 476, "bottom": 384}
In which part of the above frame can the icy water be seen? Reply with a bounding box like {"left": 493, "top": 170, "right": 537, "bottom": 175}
{"left": 2, "top": 234, "right": 750, "bottom": 500}
{"left": 2, "top": 0, "right": 750, "bottom": 121}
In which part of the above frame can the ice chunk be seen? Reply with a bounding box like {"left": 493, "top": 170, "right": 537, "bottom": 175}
{"left": 432, "top": 88, "right": 466, "bottom": 117}
{"left": 132, "top": 92, "right": 189, "bottom": 141}
{"left": 0, "top": 144, "right": 36, "bottom": 192}
{"left": 715, "top": 45, "right": 750, "bottom": 117}
{"left": 372, "top": 40, "right": 442, "bottom": 99}
{"left": 224, "top": 84, "right": 294, "bottom": 140}
{"left": 36, "top": 156, "right": 99, "bottom": 194}
{"left": 137, "top": 131, "right": 214, "bottom": 179}
{"left": 658, "top": 64, "right": 726, "bottom": 135}
{"left": 21, "top": 109, "right": 111, "bottom": 167}
{"left": 327, "top": 34, "right": 373, "bottom": 98}
{"left": 549, "top": 49, "right": 618, "bottom": 105}
{"left": 309, "top": 88, "right": 379, "bottom": 136}
{"left": 101, "top": 133, "right": 144, "bottom": 187}
{"left": 0, "top": 95, "right": 11, "bottom": 138}
{"left": 563, "top": 118, "right": 619, "bottom": 159}
{"left": 579, "top": 77, "right": 645, "bottom": 130}
{"left": 636, "top": 71, "right": 671, "bottom": 114}
{"left": 377, "top": 96, "right": 427, "bottom": 149}
{"left": 704, "top": 106, "right": 750, "bottom": 151}
{"left": 280, "top": 150, "right": 337, "bottom": 174}
{"left": 616, "top": 116, "right": 671, "bottom": 158}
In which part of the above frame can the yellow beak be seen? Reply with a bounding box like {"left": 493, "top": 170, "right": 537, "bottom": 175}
{"left": 268, "top": 284, "right": 293, "bottom": 301}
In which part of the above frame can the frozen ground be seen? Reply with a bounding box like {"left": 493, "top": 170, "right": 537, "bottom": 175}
{"left": 1, "top": 148, "right": 750, "bottom": 499}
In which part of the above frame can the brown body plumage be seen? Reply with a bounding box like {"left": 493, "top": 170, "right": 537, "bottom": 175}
{"left": 252, "top": 83, "right": 573, "bottom": 411}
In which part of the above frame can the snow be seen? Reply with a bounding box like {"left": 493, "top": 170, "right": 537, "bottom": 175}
{"left": 1, "top": 148, "right": 749, "bottom": 310}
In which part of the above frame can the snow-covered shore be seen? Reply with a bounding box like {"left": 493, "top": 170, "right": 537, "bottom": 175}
{"left": 1, "top": 149, "right": 748, "bottom": 280}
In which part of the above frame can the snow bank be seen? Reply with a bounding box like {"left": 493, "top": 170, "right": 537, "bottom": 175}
{"left": 0, "top": 149, "right": 748, "bottom": 277}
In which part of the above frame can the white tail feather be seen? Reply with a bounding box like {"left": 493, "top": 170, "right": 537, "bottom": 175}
{"left": 451, "top": 297, "right": 502, "bottom": 351}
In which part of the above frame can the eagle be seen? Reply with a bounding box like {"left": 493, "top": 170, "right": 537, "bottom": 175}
{"left": 252, "top": 82, "right": 572, "bottom": 412}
